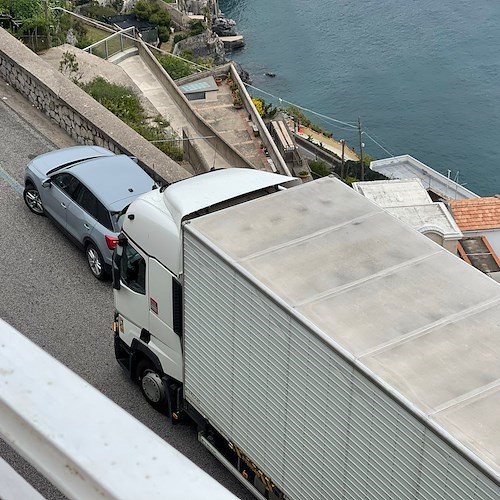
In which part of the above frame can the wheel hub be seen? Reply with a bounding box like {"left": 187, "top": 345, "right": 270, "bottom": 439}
{"left": 142, "top": 371, "right": 165, "bottom": 403}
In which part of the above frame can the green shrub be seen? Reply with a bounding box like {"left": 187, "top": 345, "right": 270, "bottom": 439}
{"left": 156, "top": 53, "right": 195, "bottom": 79}
{"left": 287, "top": 106, "right": 311, "bottom": 128}
{"left": 189, "top": 20, "right": 205, "bottom": 36}
{"left": 81, "top": 77, "right": 146, "bottom": 123}
{"left": 9, "top": 0, "right": 42, "bottom": 19}
{"left": 133, "top": 0, "right": 171, "bottom": 27}
{"left": 80, "top": 77, "right": 183, "bottom": 161}
{"left": 309, "top": 159, "right": 332, "bottom": 177}
{"left": 173, "top": 33, "right": 188, "bottom": 45}
{"left": 150, "top": 10, "right": 170, "bottom": 26}
{"left": 80, "top": 3, "right": 118, "bottom": 20}
{"left": 158, "top": 26, "right": 170, "bottom": 43}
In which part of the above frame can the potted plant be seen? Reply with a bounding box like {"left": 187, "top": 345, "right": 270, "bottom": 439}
{"left": 298, "top": 170, "right": 310, "bottom": 182}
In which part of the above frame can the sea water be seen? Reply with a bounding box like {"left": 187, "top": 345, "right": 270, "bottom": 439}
{"left": 219, "top": 0, "right": 500, "bottom": 195}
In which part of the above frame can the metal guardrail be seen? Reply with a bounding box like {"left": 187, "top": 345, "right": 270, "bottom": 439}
{"left": 83, "top": 26, "right": 138, "bottom": 60}
{"left": 0, "top": 319, "right": 236, "bottom": 500}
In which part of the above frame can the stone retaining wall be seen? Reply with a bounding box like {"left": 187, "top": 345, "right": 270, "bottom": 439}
{"left": 0, "top": 28, "right": 190, "bottom": 184}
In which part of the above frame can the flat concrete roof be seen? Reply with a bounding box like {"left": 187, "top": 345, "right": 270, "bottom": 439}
{"left": 353, "top": 178, "right": 432, "bottom": 207}
{"left": 370, "top": 155, "right": 479, "bottom": 201}
{"left": 385, "top": 203, "right": 463, "bottom": 239}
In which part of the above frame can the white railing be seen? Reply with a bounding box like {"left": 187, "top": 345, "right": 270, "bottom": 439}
{"left": 0, "top": 319, "right": 236, "bottom": 500}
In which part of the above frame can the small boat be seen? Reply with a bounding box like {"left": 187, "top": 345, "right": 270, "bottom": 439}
{"left": 265, "top": 72, "right": 276, "bottom": 78}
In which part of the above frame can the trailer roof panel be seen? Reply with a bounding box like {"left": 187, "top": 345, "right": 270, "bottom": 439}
{"left": 188, "top": 176, "right": 500, "bottom": 478}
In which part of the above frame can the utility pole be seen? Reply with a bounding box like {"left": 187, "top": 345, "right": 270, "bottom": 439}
{"left": 358, "top": 117, "right": 364, "bottom": 181}
{"left": 340, "top": 139, "right": 345, "bottom": 180}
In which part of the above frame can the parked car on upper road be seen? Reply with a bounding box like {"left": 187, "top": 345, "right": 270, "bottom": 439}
{"left": 23, "top": 146, "right": 157, "bottom": 279}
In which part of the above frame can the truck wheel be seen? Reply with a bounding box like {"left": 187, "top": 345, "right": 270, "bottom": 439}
{"left": 136, "top": 359, "right": 170, "bottom": 415}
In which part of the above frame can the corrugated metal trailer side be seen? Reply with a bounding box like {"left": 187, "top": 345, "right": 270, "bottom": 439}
{"left": 182, "top": 177, "right": 500, "bottom": 500}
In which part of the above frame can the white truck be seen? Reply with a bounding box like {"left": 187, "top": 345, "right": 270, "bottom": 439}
{"left": 113, "top": 169, "right": 500, "bottom": 500}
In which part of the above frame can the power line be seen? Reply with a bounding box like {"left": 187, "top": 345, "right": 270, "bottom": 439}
{"left": 244, "top": 82, "right": 397, "bottom": 157}
{"left": 362, "top": 129, "right": 394, "bottom": 156}
{"left": 244, "top": 83, "right": 358, "bottom": 129}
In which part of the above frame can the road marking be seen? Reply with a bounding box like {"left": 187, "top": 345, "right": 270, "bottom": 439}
{"left": 0, "top": 164, "right": 23, "bottom": 195}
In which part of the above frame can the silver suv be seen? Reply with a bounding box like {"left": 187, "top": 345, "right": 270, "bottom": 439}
{"left": 24, "top": 146, "right": 156, "bottom": 279}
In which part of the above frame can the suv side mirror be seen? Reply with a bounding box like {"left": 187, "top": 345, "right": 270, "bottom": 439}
{"left": 41, "top": 178, "right": 52, "bottom": 188}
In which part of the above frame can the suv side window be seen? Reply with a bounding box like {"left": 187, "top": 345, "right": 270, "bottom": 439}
{"left": 120, "top": 244, "right": 146, "bottom": 294}
{"left": 74, "top": 185, "right": 98, "bottom": 217}
{"left": 74, "top": 185, "right": 113, "bottom": 231}
{"left": 52, "top": 173, "right": 81, "bottom": 199}
{"left": 96, "top": 200, "right": 113, "bottom": 231}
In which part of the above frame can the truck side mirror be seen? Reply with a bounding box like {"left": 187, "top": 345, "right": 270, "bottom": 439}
{"left": 112, "top": 253, "right": 121, "bottom": 290}
{"left": 112, "top": 244, "right": 123, "bottom": 290}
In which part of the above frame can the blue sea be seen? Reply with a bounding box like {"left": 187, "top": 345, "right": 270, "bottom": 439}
{"left": 219, "top": 0, "right": 500, "bottom": 195}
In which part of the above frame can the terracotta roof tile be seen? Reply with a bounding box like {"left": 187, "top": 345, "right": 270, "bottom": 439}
{"left": 449, "top": 197, "right": 500, "bottom": 231}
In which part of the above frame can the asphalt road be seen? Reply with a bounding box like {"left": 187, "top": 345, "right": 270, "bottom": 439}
{"left": 0, "top": 96, "right": 252, "bottom": 500}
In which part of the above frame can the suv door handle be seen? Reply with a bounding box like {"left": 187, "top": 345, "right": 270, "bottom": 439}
{"left": 60, "top": 202, "right": 66, "bottom": 208}
{"left": 83, "top": 223, "right": 90, "bottom": 230}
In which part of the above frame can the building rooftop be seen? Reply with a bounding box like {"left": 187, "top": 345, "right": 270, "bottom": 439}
{"left": 385, "top": 203, "right": 462, "bottom": 239}
{"left": 370, "top": 155, "right": 479, "bottom": 201}
{"left": 179, "top": 76, "right": 218, "bottom": 96}
{"left": 458, "top": 237, "right": 500, "bottom": 274}
{"left": 353, "top": 179, "right": 462, "bottom": 240}
{"left": 353, "top": 178, "right": 432, "bottom": 207}
{"left": 450, "top": 197, "right": 500, "bottom": 231}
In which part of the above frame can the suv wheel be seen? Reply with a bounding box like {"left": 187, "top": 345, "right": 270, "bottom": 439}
{"left": 23, "top": 183, "right": 44, "bottom": 215}
{"left": 86, "top": 243, "right": 106, "bottom": 280}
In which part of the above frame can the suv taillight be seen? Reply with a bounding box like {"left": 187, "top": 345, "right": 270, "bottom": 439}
{"left": 106, "top": 235, "right": 119, "bottom": 250}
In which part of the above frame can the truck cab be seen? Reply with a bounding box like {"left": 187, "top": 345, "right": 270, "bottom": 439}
{"left": 113, "top": 169, "right": 298, "bottom": 413}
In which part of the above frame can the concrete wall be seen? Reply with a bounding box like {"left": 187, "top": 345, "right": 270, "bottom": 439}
{"left": 0, "top": 28, "right": 190, "bottom": 184}
{"left": 182, "top": 127, "right": 210, "bottom": 174}
{"left": 229, "top": 64, "right": 290, "bottom": 176}
{"left": 137, "top": 41, "right": 257, "bottom": 170}
{"left": 423, "top": 231, "right": 459, "bottom": 254}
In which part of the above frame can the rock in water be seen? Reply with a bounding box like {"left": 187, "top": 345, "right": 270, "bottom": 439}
{"left": 212, "top": 17, "right": 238, "bottom": 37}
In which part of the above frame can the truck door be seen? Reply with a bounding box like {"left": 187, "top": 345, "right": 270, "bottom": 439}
{"left": 114, "top": 240, "right": 149, "bottom": 340}
{"left": 147, "top": 259, "right": 183, "bottom": 381}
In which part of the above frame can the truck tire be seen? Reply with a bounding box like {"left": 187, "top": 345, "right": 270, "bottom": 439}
{"left": 136, "top": 359, "right": 170, "bottom": 415}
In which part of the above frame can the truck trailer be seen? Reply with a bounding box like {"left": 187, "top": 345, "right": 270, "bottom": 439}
{"left": 112, "top": 169, "right": 500, "bottom": 500}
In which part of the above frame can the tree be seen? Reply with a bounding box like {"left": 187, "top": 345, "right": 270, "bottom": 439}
{"left": 10, "top": 0, "right": 42, "bottom": 19}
